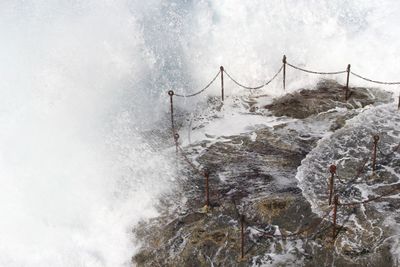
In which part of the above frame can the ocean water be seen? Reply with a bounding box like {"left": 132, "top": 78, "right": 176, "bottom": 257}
{"left": 1, "top": 1, "right": 400, "bottom": 266}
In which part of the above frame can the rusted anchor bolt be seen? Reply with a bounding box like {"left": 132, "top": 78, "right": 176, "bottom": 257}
{"left": 332, "top": 194, "right": 339, "bottom": 240}
{"left": 168, "top": 90, "right": 174, "bottom": 96}
{"left": 204, "top": 170, "right": 210, "bottom": 207}
{"left": 328, "top": 164, "right": 336, "bottom": 205}
{"left": 372, "top": 135, "right": 380, "bottom": 172}
{"left": 329, "top": 165, "right": 337, "bottom": 175}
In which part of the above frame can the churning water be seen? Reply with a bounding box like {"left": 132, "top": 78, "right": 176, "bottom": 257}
{"left": 1, "top": 1, "right": 400, "bottom": 266}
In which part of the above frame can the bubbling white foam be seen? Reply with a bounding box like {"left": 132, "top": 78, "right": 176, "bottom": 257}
{"left": 1, "top": 0, "right": 400, "bottom": 266}
{"left": 0, "top": 1, "right": 175, "bottom": 266}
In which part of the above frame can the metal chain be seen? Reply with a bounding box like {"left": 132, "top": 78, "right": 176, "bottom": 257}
{"left": 378, "top": 142, "right": 400, "bottom": 159}
{"left": 223, "top": 65, "right": 283, "bottom": 90}
{"left": 334, "top": 174, "right": 346, "bottom": 184}
{"left": 177, "top": 144, "right": 205, "bottom": 176}
{"left": 339, "top": 141, "right": 376, "bottom": 195}
{"left": 251, "top": 207, "right": 333, "bottom": 240}
{"left": 351, "top": 71, "right": 400, "bottom": 85}
{"left": 174, "top": 71, "right": 220, "bottom": 98}
{"left": 286, "top": 62, "right": 347, "bottom": 75}
{"left": 339, "top": 140, "right": 399, "bottom": 195}
{"left": 339, "top": 184, "right": 400, "bottom": 206}
{"left": 331, "top": 207, "right": 354, "bottom": 240}
{"left": 178, "top": 145, "right": 204, "bottom": 176}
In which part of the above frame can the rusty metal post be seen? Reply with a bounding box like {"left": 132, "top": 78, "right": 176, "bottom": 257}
{"left": 205, "top": 171, "right": 210, "bottom": 207}
{"left": 372, "top": 135, "right": 380, "bottom": 172}
{"left": 329, "top": 165, "right": 336, "bottom": 205}
{"left": 220, "top": 66, "right": 224, "bottom": 102}
{"left": 174, "top": 133, "right": 179, "bottom": 154}
{"left": 240, "top": 214, "right": 245, "bottom": 260}
{"left": 332, "top": 194, "right": 339, "bottom": 240}
{"left": 398, "top": 93, "right": 400, "bottom": 110}
{"left": 168, "top": 90, "right": 175, "bottom": 135}
{"left": 345, "top": 64, "right": 351, "bottom": 101}
{"left": 282, "top": 55, "right": 287, "bottom": 91}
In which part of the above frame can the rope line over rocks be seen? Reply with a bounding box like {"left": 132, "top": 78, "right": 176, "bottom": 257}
{"left": 165, "top": 55, "right": 400, "bottom": 260}
{"left": 174, "top": 71, "right": 221, "bottom": 98}
{"left": 223, "top": 65, "right": 284, "bottom": 90}
{"left": 168, "top": 55, "right": 400, "bottom": 112}
{"left": 249, "top": 206, "right": 334, "bottom": 241}
{"left": 351, "top": 71, "right": 400, "bottom": 85}
{"left": 338, "top": 185, "right": 400, "bottom": 207}
{"left": 286, "top": 62, "right": 347, "bottom": 75}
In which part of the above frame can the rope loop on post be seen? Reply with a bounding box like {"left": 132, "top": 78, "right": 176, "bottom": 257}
{"left": 338, "top": 185, "right": 400, "bottom": 206}
{"left": 174, "top": 133, "right": 180, "bottom": 141}
{"left": 174, "top": 71, "right": 220, "bottom": 98}
{"left": 351, "top": 71, "right": 400, "bottom": 85}
{"left": 286, "top": 62, "right": 347, "bottom": 75}
{"left": 223, "top": 65, "right": 283, "bottom": 90}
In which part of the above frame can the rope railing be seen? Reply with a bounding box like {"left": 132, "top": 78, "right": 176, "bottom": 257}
{"left": 286, "top": 62, "right": 347, "bottom": 75}
{"left": 323, "top": 133, "right": 400, "bottom": 200}
{"left": 338, "top": 185, "right": 400, "bottom": 207}
{"left": 168, "top": 55, "right": 400, "bottom": 121}
{"left": 322, "top": 134, "right": 400, "bottom": 245}
{"left": 223, "top": 65, "right": 284, "bottom": 90}
{"left": 351, "top": 71, "right": 400, "bottom": 85}
{"left": 165, "top": 56, "right": 400, "bottom": 260}
{"left": 338, "top": 145, "right": 374, "bottom": 195}
{"left": 177, "top": 143, "right": 205, "bottom": 176}
{"left": 174, "top": 71, "right": 221, "bottom": 98}
{"left": 250, "top": 206, "right": 333, "bottom": 241}
{"left": 378, "top": 142, "right": 400, "bottom": 159}
{"left": 172, "top": 132, "right": 400, "bottom": 259}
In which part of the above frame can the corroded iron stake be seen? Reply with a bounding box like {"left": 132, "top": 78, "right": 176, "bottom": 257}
{"left": 282, "top": 55, "right": 287, "bottom": 91}
{"left": 240, "top": 214, "right": 245, "bottom": 260}
{"left": 345, "top": 64, "right": 351, "bottom": 101}
{"left": 168, "top": 90, "right": 175, "bottom": 135}
{"left": 332, "top": 195, "right": 339, "bottom": 240}
{"left": 220, "top": 66, "right": 224, "bottom": 102}
{"left": 205, "top": 171, "right": 210, "bottom": 207}
{"left": 398, "top": 94, "right": 400, "bottom": 110}
{"left": 329, "top": 165, "right": 336, "bottom": 205}
{"left": 372, "top": 135, "right": 380, "bottom": 172}
{"left": 174, "top": 133, "right": 179, "bottom": 154}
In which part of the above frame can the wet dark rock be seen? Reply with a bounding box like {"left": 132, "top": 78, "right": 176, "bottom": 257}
{"left": 133, "top": 82, "right": 396, "bottom": 266}
{"left": 264, "top": 79, "right": 392, "bottom": 119}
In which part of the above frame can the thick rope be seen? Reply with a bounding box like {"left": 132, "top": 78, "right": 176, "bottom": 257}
{"left": 287, "top": 62, "right": 346, "bottom": 75}
{"left": 177, "top": 144, "right": 205, "bottom": 176}
{"left": 351, "top": 71, "right": 400, "bottom": 85}
{"left": 251, "top": 207, "right": 333, "bottom": 240}
{"left": 175, "top": 71, "right": 220, "bottom": 98}
{"left": 339, "top": 139, "right": 399, "bottom": 195}
{"left": 223, "top": 65, "right": 283, "bottom": 90}
{"left": 338, "top": 142, "right": 375, "bottom": 195}
{"left": 378, "top": 142, "right": 400, "bottom": 159}
{"left": 339, "top": 185, "right": 400, "bottom": 206}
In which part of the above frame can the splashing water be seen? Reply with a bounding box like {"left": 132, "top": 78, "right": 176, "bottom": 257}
{"left": 1, "top": 0, "right": 400, "bottom": 266}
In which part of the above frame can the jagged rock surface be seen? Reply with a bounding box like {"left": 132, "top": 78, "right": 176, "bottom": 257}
{"left": 133, "top": 80, "right": 396, "bottom": 267}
